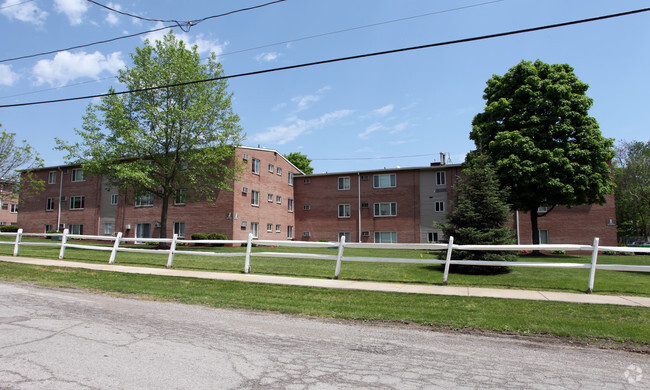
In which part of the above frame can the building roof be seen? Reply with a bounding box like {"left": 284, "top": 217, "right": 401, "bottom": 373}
{"left": 299, "top": 163, "right": 462, "bottom": 178}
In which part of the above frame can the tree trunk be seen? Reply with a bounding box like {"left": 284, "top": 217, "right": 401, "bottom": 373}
{"left": 158, "top": 195, "right": 169, "bottom": 249}
{"left": 530, "top": 209, "right": 541, "bottom": 255}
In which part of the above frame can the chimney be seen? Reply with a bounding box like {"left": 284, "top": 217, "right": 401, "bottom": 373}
{"left": 440, "top": 152, "right": 446, "bottom": 165}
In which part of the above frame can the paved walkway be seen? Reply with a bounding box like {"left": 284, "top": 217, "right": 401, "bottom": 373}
{"left": 2, "top": 256, "right": 649, "bottom": 307}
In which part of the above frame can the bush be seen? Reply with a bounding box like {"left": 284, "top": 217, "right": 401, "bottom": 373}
{"left": 191, "top": 233, "right": 208, "bottom": 245}
{"left": 207, "top": 232, "right": 227, "bottom": 247}
{"left": 551, "top": 250, "right": 566, "bottom": 255}
{"left": 0, "top": 225, "right": 19, "bottom": 232}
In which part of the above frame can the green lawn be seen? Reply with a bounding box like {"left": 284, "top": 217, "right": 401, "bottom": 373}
{"left": 1, "top": 237, "right": 649, "bottom": 296}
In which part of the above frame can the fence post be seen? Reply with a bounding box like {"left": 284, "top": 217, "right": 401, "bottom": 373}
{"left": 587, "top": 237, "right": 600, "bottom": 294}
{"left": 58, "top": 229, "right": 69, "bottom": 260}
{"left": 244, "top": 233, "right": 253, "bottom": 273}
{"left": 334, "top": 235, "right": 346, "bottom": 279}
{"left": 108, "top": 232, "right": 122, "bottom": 264}
{"left": 13, "top": 228, "right": 23, "bottom": 257}
{"left": 166, "top": 234, "right": 178, "bottom": 269}
{"left": 442, "top": 236, "right": 454, "bottom": 285}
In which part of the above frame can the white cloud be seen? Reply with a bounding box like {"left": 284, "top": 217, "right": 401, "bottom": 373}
{"left": 251, "top": 109, "right": 354, "bottom": 145}
{"left": 389, "top": 121, "right": 409, "bottom": 134}
{"left": 0, "top": 64, "right": 19, "bottom": 85}
{"left": 372, "top": 104, "right": 394, "bottom": 117}
{"left": 54, "top": 0, "right": 89, "bottom": 25}
{"left": 142, "top": 23, "right": 227, "bottom": 57}
{"left": 358, "top": 122, "right": 386, "bottom": 139}
{"left": 32, "top": 51, "right": 125, "bottom": 86}
{"left": 105, "top": 2, "right": 121, "bottom": 25}
{"left": 289, "top": 86, "right": 331, "bottom": 112}
{"left": 254, "top": 52, "right": 280, "bottom": 62}
{"left": 0, "top": 0, "right": 47, "bottom": 25}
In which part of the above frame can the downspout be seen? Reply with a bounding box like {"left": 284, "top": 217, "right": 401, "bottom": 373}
{"left": 358, "top": 172, "right": 361, "bottom": 243}
{"left": 516, "top": 210, "right": 520, "bottom": 245}
{"left": 57, "top": 167, "right": 63, "bottom": 232}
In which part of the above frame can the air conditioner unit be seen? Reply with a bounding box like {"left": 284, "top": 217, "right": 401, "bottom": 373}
{"left": 241, "top": 221, "right": 247, "bottom": 228}
{"left": 154, "top": 222, "right": 161, "bottom": 228}
{"left": 60, "top": 196, "right": 67, "bottom": 201}
{"left": 226, "top": 213, "right": 233, "bottom": 220}
{"left": 242, "top": 153, "right": 250, "bottom": 161}
{"left": 303, "top": 205, "right": 311, "bottom": 210}
{"left": 361, "top": 202, "right": 369, "bottom": 208}
{"left": 233, "top": 213, "right": 239, "bottom": 220}
{"left": 125, "top": 224, "right": 131, "bottom": 229}
{"left": 303, "top": 231, "right": 311, "bottom": 237}
{"left": 361, "top": 175, "right": 369, "bottom": 181}
{"left": 362, "top": 231, "right": 370, "bottom": 237}
{"left": 242, "top": 187, "right": 249, "bottom": 194}
{"left": 62, "top": 169, "right": 69, "bottom": 174}
{"left": 606, "top": 218, "right": 616, "bottom": 226}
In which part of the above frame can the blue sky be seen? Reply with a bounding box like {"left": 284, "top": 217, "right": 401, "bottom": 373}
{"left": 1, "top": 0, "right": 648, "bottom": 174}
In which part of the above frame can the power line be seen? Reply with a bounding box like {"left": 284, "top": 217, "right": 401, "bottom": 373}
{"left": 0, "top": 0, "right": 33, "bottom": 10}
{"left": 2, "top": 7, "right": 648, "bottom": 109}
{"left": 0, "top": 0, "right": 287, "bottom": 63}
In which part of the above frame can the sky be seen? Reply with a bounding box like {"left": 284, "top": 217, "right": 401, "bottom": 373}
{"left": 0, "top": 0, "right": 649, "bottom": 174}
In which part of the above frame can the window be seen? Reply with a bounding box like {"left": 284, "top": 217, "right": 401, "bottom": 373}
{"left": 252, "top": 158, "right": 260, "bottom": 174}
{"left": 104, "top": 223, "right": 113, "bottom": 235}
{"left": 277, "top": 167, "right": 282, "bottom": 176}
{"left": 303, "top": 178, "right": 311, "bottom": 184}
{"left": 71, "top": 168, "right": 85, "bottom": 182}
{"left": 288, "top": 198, "right": 294, "bottom": 212}
{"left": 303, "top": 204, "right": 310, "bottom": 210}
{"left": 338, "top": 204, "right": 351, "bottom": 218}
{"left": 537, "top": 206, "right": 548, "bottom": 213}
{"left": 46, "top": 198, "right": 55, "bottom": 211}
{"left": 69, "top": 224, "right": 83, "bottom": 235}
{"left": 276, "top": 195, "right": 282, "bottom": 204}
{"left": 45, "top": 224, "right": 53, "bottom": 232}
{"left": 435, "top": 201, "right": 445, "bottom": 212}
{"left": 539, "top": 229, "right": 549, "bottom": 244}
{"left": 267, "top": 223, "right": 273, "bottom": 232}
{"left": 288, "top": 172, "right": 294, "bottom": 186}
{"left": 174, "top": 222, "right": 186, "bottom": 238}
{"left": 1, "top": 203, "right": 6, "bottom": 209}
{"left": 251, "top": 222, "right": 259, "bottom": 238}
{"left": 110, "top": 194, "right": 119, "bottom": 205}
{"left": 48, "top": 171, "right": 56, "bottom": 184}
{"left": 374, "top": 202, "right": 397, "bottom": 217}
{"left": 251, "top": 190, "right": 259, "bottom": 206}
{"left": 174, "top": 189, "right": 186, "bottom": 205}
{"left": 374, "top": 231, "right": 397, "bottom": 243}
{"left": 338, "top": 176, "right": 350, "bottom": 190}
{"left": 275, "top": 224, "right": 281, "bottom": 233}
{"left": 436, "top": 171, "right": 446, "bottom": 185}
{"left": 70, "top": 196, "right": 85, "bottom": 210}
{"left": 338, "top": 232, "right": 351, "bottom": 242}
{"left": 287, "top": 225, "right": 294, "bottom": 239}
{"left": 268, "top": 163, "right": 274, "bottom": 173}
{"left": 10, "top": 204, "right": 18, "bottom": 213}
{"left": 268, "top": 193, "right": 274, "bottom": 202}
{"left": 135, "top": 193, "right": 154, "bottom": 207}
{"left": 373, "top": 174, "right": 396, "bottom": 188}
{"left": 427, "top": 232, "right": 439, "bottom": 243}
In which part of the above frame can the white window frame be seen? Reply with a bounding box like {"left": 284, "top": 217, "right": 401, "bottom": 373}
{"left": 436, "top": 171, "right": 446, "bottom": 185}
{"left": 70, "top": 196, "right": 85, "bottom": 210}
{"left": 277, "top": 167, "right": 282, "bottom": 176}
{"left": 267, "top": 223, "right": 273, "bottom": 232}
{"left": 135, "top": 193, "right": 154, "bottom": 207}
{"left": 374, "top": 231, "right": 397, "bottom": 243}
{"left": 427, "top": 232, "right": 439, "bottom": 243}
{"left": 174, "top": 222, "right": 186, "bottom": 238}
{"left": 288, "top": 172, "right": 294, "bottom": 186}
{"left": 110, "top": 194, "right": 119, "bottom": 205}
{"left": 251, "top": 222, "right": 259, "bottom": 238}
{"left": 275, "top": 224, "right": 281, "bottom": 233}
{"left": 338, "top": 204, "right": 351, "bottom": 218}
{"left": 338, "top": 232, "right": 351, "bottom": 242}
{"left": 46, "top": 198, "right": 55, "bottom": 211}
{"left": 174, "top": 189, "right": 186, "bottom": 205}
{"left": 276, "top": 195, "right": 282, "bottom": 204}
{"left": 104, "top": 223, "right": 113, "bottom": 235}
{"left": 48, "top": 171, "right": 56, "bottom": 184}
{"left": 9, "top": 204, "right": 18, "bottom": 213}
{"left": 374, "top": 202, "right": 397, "bottom": 217}
{"left": 435, "top": 201, "right": 445, "bottom": 212}
{"left": 373, "top": 173, "right": 396, "bottom": 188}
{"left": 539, "top": 229, "right": 549, "bottom": 244}
{"left": 71, "top": 168, "right": 86, "bottom": 182}
{"left": 252, "top": 158, "right": 260, "bottom": 175}
{"left": 268, "top": 193, "right": 274, "bottom": 203}
{"left": 338, "top": 176, "right": 350, "bottom": 190}
{"left": 69, "top": 224, "right": 83, "bottom": 235}
{"left": 287, "top": 225, "right": 294, "bottom": 239}
{"left": 251, "top": 190, "right": 259, "bottom": 206}
{"left": 268, "top": 163, "right": 274, "bottom": 173}
{"left": 288, "top": 198, "right": 294, "bottom": 212}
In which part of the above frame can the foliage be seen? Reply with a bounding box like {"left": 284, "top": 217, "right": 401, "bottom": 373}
{"left": 56, "top": 31, "right": 243, "bottom": 239}
{"left": 0, "top": 124, "right": 44, "bottom": 201}
{"left": 0, "top": 224, "right": 19, "bottom": 232}
{"left": 191, "top": 233, "right": 208, "bottom": 241}
{"left": 207, "top": 232, "right": 227, "bottom": 247}
{"left": 438, "top": 156, "right": 516, "bottom": 274}
{"left": 285, "top": 152, "right": 313, "bottom": 174}
{"left": 470, "top": 59, "right": 615, "bottom": 245}
{"left": 614, "top": 140, "right": 650, "bottom": 239}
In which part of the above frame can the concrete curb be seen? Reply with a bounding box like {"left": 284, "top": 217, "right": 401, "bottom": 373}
{"left": 2, "top": 256, "right": 649, "bottom": 307}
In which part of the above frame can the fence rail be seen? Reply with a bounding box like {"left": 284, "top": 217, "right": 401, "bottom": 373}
{"left": 2, "top": 229, "right": 650, "bottom": 294}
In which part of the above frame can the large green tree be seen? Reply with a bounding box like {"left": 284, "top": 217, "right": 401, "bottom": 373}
{"left": 438, "top": 156, "right": 516, "bottom": 274}
{"left": 614, "top": 140, "right": 650, "bottom": 240}
{"left": 57, "top": 31, "right": 243, "bottom": 239}
{"left": 0, "top": 124, "right": 43, "bottom": 202}
{"left": 470, "top": 59, "right": 615, "bottom": 245}
{"left": 285, "top": 151, "right": 313, "bottom": 174}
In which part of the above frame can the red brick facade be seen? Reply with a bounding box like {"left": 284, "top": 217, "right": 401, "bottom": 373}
{"left": 18, "top": 151, "right": 617, "bottom": 245}
{"left": 0, "top": 182, "right": 19, "bottom": 226}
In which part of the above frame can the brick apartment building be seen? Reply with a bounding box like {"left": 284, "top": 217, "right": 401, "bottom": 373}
{"left": 0, "top": 181, "right": 19, "bottom": 227}
{"left": 18, "top": 147, "right": 617, "bottom": 246}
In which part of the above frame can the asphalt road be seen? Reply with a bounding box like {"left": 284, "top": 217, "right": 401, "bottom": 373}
{"left": 0, "top": 281, "right": 647, "bottom": 389}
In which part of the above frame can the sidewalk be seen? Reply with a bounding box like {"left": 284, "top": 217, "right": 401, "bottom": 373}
{"left": 2, "top": 256, "right": 649, "bottom": 307}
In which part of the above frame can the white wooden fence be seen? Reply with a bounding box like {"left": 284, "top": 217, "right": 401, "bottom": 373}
{"left": 2, "top": 229, "right": 650, "bottom": 294}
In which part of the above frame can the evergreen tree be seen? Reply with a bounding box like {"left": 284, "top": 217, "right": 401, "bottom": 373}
{"left": 439, "top": 156, "right": 516, "bottom": 274}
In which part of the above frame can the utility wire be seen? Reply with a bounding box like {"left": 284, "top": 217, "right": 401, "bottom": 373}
{"left": 0, "top": 0, "right": 287, "bottom": 63}
{"left": 2, "top": 7, "right": 648, "bottom": 109}
{"left": 0, "top": 0, "right": 33, "bottom": 10}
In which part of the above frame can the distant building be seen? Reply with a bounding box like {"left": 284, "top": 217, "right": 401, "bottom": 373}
{"left": 18, "top": 147, "right": 617, "bottom": 246}
{"left": 0, "top": 181, "right": 19, "bottom": 227}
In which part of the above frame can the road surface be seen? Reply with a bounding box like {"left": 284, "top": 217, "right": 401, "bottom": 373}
{"left": 0, "top": 282, "right": 647, "bottom": 389}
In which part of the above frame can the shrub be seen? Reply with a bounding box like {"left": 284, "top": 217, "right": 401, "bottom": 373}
{"left": 207, "top": 232, "right": 227, "bottom": 247}
{"left": 191, "top": 233, "right": 208, "bottom": 245}
{"left": 551, "top": 250, "right": 566, "bottom": 255}
{"left": 0, "top": 225, "right": 19, "bottom": 232}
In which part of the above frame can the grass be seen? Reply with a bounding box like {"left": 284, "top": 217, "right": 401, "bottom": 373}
{"left": 1, "top": 237, "right": 649, "bottom": 296}
{"left": 1, "top": 260, "right": 649, "bottom": 349}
